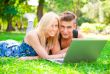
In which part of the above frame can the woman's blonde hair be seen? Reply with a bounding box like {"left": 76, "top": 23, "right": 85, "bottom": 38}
{"left": 36, "top": 12, "right": 59, "bottom": 49}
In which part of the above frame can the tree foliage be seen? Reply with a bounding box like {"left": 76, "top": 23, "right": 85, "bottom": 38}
{"left": 102, "top": 0, "right": 110, "bottom": 24}
{"left": 37, "top": 0, "right": 45, "bottom": 21}
{"left": 81, "top": 0, "right": 110, "bottom": 25}
{"left": 0, "top": 0, "right": 110, "bottom": 31}
{"left": 0, "top": 0, "right": 27, "bottom": 31}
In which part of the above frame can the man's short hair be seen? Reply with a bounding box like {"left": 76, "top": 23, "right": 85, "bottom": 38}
{"left": 60, "top": 11, "right": 77, "bottom": 22}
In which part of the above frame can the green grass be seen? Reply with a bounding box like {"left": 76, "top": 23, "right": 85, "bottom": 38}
{"left": 0, "top": 32, "right": 110, "bottom": 74}
{"left": 0, "top": 32, "right": 25, "bottom": 42}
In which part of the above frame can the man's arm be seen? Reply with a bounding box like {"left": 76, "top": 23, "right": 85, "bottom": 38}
{"left": 78, "top": 30, "right": 84, "bottom": 38}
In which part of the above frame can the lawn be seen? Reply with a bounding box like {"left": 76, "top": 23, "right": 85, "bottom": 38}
{"left": 0, "top": 32, "right": 25, "bottom": 42}
{"left": 0, "top": 32, "right": 110, "bottom": 74}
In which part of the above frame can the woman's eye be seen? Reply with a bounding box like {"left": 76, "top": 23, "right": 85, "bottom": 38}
{"left": 51, "top": 24, "right": 58, "bottom": 28}
{"left": 55, "top": 24, "right": 58, "bottom": 27}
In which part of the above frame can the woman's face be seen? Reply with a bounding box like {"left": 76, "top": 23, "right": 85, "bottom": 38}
{"left": 47, "top": 18, "right": 59, "bottom": 37}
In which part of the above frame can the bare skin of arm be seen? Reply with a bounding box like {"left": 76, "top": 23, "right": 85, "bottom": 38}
{"left": 78, "top": 30, "right": 84, "bottom": 38}
{"left": 54, "top": 47, "right": 68, "bottom": 54}
{"left": 19, "top": 31, "right": 65, "bottom": 60}
{"left": 19, "top": 56, "right": 40, "bottom": 60}
{"left": 51, "top": 39, "right": 61, "bottom": 54}
{"left": 50, "top": 38, "right": 68, "bottom": 55}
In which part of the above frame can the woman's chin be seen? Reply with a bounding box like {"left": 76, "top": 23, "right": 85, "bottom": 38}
{"left": 50, "top": 34, "right": 55, "bottom": 37}
{"left": 49, "top": 33, "right": 55, "bottom": 37}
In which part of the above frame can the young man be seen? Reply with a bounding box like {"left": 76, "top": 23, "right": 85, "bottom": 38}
{"left": 57, "top": 11, "right": 83, "bottom": 54}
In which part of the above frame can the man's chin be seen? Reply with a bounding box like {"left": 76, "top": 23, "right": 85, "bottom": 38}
{"left": 62, "top": 36, "right": 69, "bottom": 39}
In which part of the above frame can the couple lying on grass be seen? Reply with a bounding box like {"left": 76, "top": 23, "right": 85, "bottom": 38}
{"left": 0, "top": 11, "right": 83, "bottom": 60}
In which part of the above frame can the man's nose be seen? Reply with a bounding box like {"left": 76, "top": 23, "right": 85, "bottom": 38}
{"left": 64, "top": 28, "right": 68, "bottom": 33}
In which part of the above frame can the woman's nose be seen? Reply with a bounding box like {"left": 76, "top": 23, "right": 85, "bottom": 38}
{"left": 52, "top": 26, "right": 58, "bottom": 31}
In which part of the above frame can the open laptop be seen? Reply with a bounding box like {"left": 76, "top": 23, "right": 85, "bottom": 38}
{"left": 47, "top": 38, "right": 107, "bottom": 64}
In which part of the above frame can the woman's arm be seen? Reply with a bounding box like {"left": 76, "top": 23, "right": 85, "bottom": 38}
{"left": 51, "top": 40, "right": 61, "bottom": 54}
{"left": 19, "top": 56, "right": 40, "bottom": 60}
{"left": 54, "top": 47, "right": 68, "bottom": 54}
{"left": 51, "top": 39, "right": 68, "bottom": 54}
{"left": 26, "top": 32, "right": 50, "bottom": 59}
{"left": 19, "top": 32, "right": 65, "bottom": 60}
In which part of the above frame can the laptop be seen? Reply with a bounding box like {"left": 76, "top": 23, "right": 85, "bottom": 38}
{"left": 47, "top": 38, "right": 107, "bottom": 64}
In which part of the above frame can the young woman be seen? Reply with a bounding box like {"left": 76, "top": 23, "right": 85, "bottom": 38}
{"left": 0, "top": 12, "right": 65, "bottom": 60}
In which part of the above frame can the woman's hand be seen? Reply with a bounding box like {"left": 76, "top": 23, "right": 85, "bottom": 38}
{"left": 19, "top": 56, "right": 40, "bottom": 60}
{"left": 19, "top": 57, "right": 29, "bottom": 60}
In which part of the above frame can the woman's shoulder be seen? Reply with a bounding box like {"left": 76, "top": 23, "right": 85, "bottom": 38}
{"left": 24, "top": 30, "right": 38, "bottom": 44}
{"left": 26, "top": 30, "right": 37, "bottom": 38}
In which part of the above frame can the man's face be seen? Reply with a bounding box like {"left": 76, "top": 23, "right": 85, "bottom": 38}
{"left": 59, "top": 20, "right": 76, "bottom": 39}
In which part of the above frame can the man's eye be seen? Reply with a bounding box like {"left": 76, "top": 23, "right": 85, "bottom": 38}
{"left": 61, "top": 26, "right": 64, "bottom": 28}
{"left": 67, "top": 26, "right": 72, "bottom": 28}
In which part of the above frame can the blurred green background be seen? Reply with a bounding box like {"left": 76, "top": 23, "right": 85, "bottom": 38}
{"left": 0, "top": 0, "right": 110, "bottom": 34}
